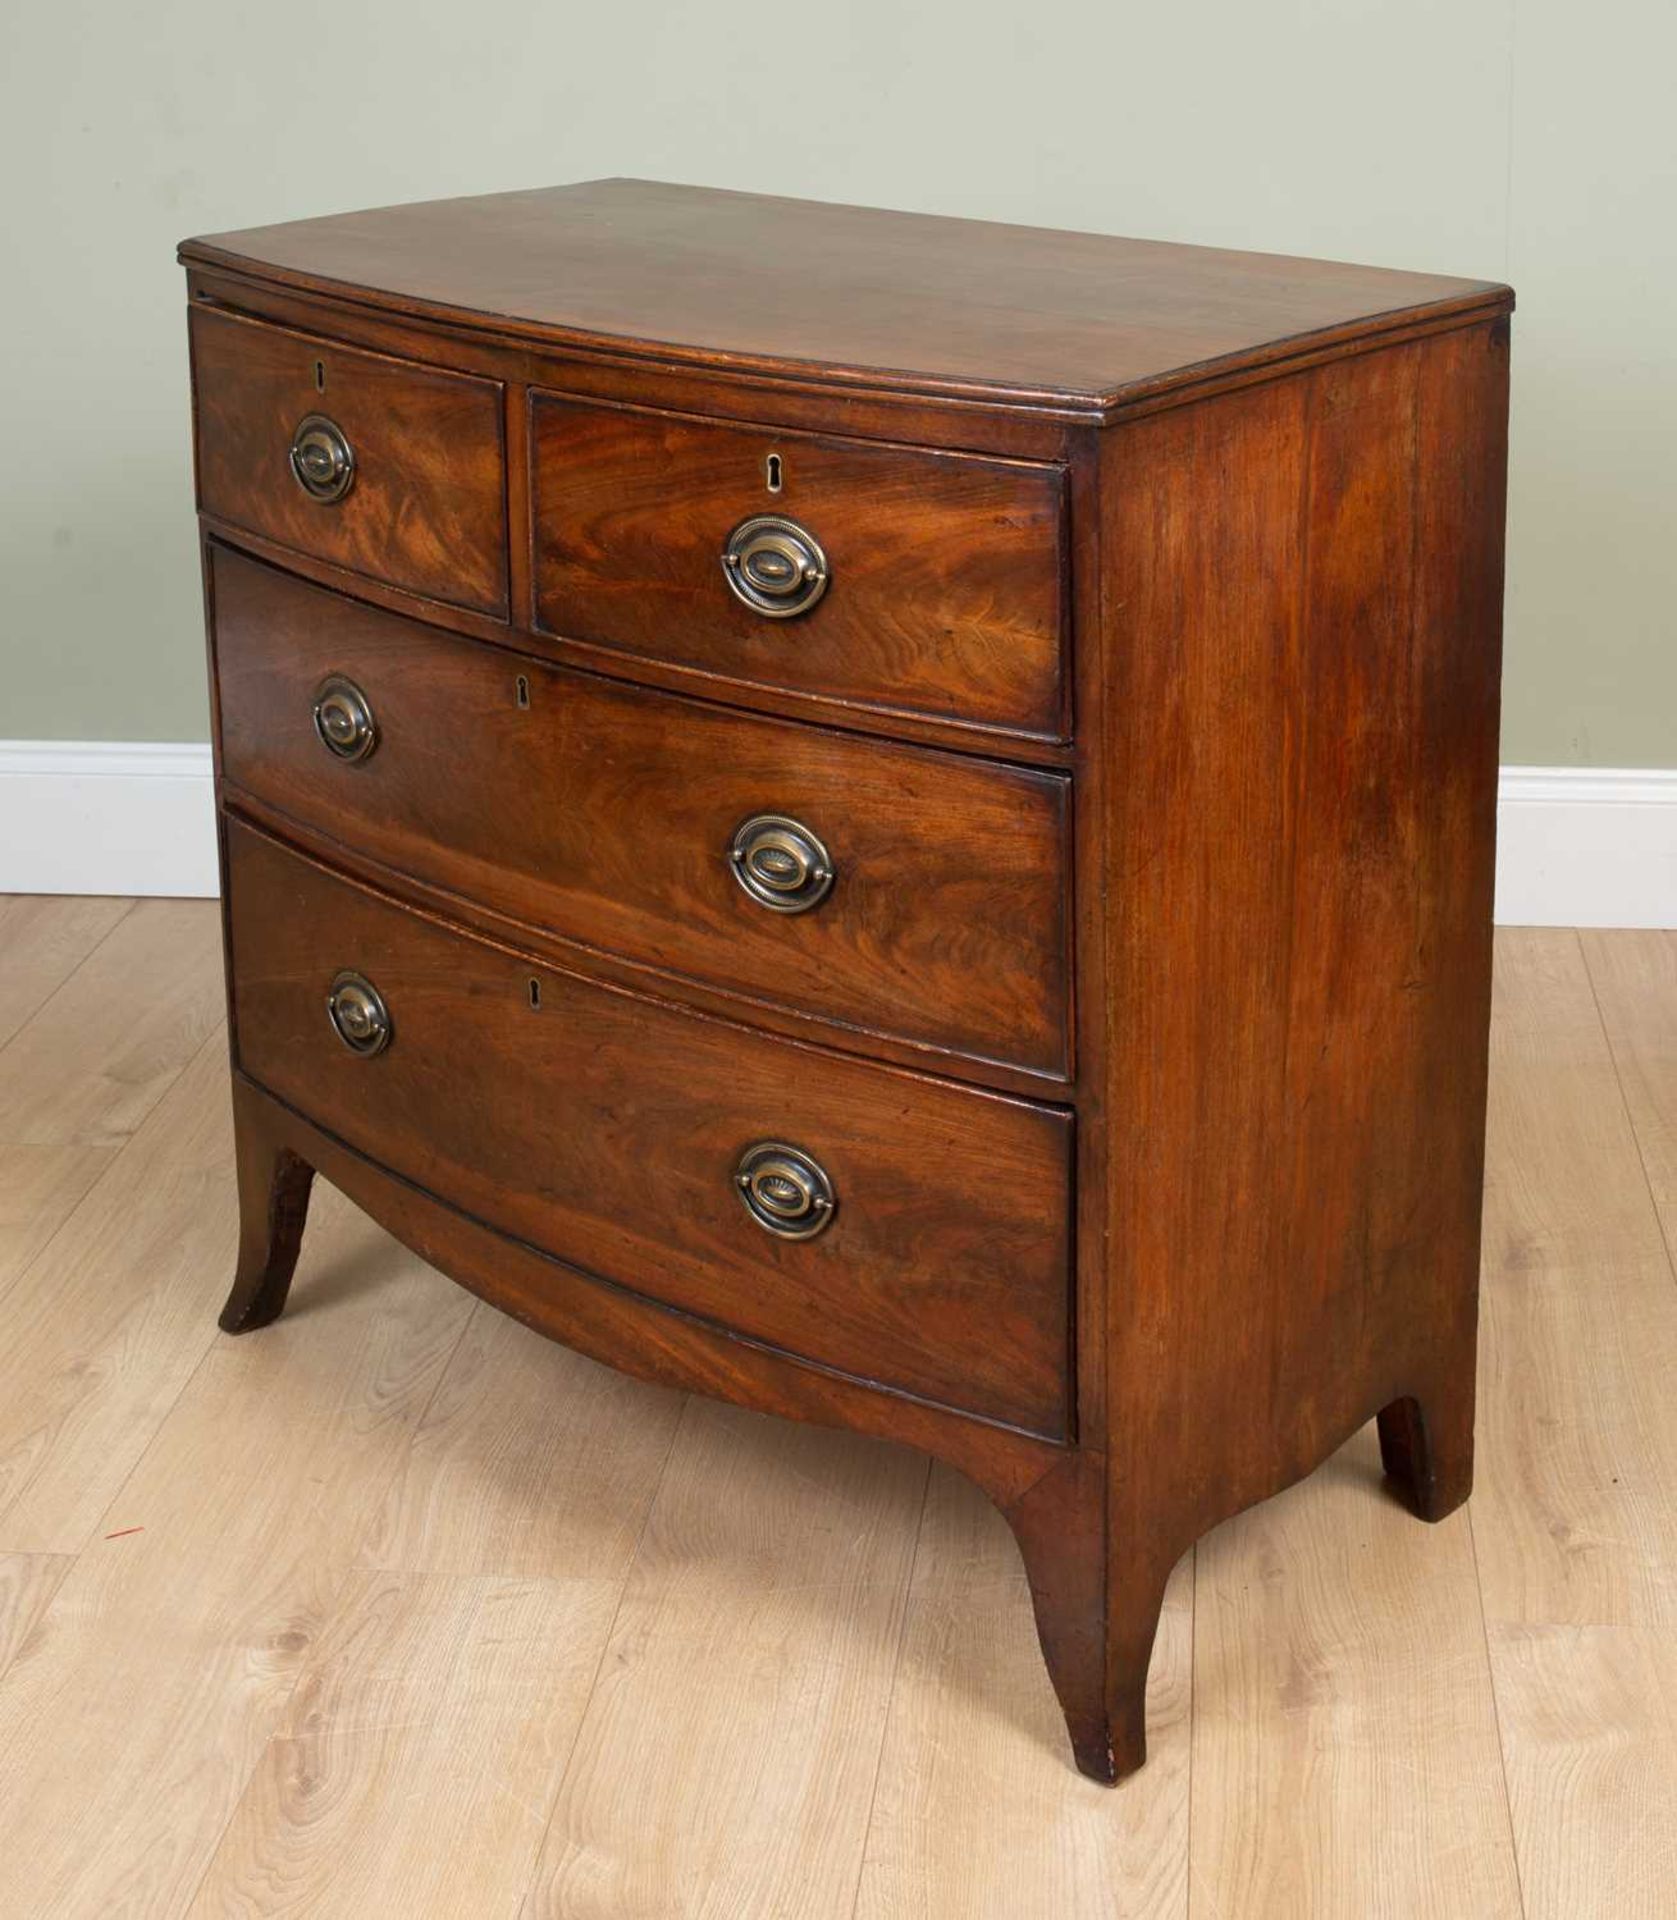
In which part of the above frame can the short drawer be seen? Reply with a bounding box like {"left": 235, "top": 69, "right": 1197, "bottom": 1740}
{"left": 213, "top": 547, "right": 1071, "bottom": 1078}
{"left": 226, "top": 821, "right": 1072, "bottom": 1438}
{"left": 529, "top": 396, "right": 1067, "bottom": 738}
{"left": 190, "top": 307, "right": 508, "bottom": 616}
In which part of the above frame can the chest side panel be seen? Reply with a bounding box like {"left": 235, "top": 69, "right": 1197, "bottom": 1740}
{"left": 1097, "top": 319, "right": 1510, "bottom": 1546}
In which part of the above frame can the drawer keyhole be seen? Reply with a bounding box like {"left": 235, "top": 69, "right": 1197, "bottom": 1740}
{"left": 765, "top": 452, "right": 782, "bottom": 493}
{"left": 515, "top": 674, "right": 531, "bottom": 710}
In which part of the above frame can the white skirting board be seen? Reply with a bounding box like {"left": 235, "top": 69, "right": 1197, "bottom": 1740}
{"left": 0, "top": 743, "right": 1673, "bottom": 929}
{"left": 0, "top": 742, "right": 220, "bottom": 899}
{"left": 1492, "top": 767, "right": 1677, "bottom": 929}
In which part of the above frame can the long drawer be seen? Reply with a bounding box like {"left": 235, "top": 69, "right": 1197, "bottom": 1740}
{"left": 212, "top": 546, "right": 1072, "bottom": 1078}
{"left": 529, "top": 395, "right": 1068, "bottom": 738}
{"left": 225, "top": 821, "right": 1073, "bottom": 1437}
{"left": 190, "top": 307, "right": 509, "bottom": 616}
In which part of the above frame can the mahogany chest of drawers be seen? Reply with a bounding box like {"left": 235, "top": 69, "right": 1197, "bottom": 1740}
{"left": 180, "top": 180, "right": 1512, "bottom": 1782}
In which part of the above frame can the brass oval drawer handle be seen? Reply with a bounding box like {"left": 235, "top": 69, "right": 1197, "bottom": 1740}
{"left": 326, "top": 970, "right": 391, "bottom": 1057}
{"left": 289, "top": 413, "right": 356, "bottom": 503}
{"left": 312, "top": 674, "right": 378, "bottom": 763}
{"left": 735, "top": 1141, "right": 835, "bottom": 1240}
{"left": 721, "top": 514, "right": 829, "bottom": 618}
{"left": 728, "top": 814, "right": 835, "bottom": 914}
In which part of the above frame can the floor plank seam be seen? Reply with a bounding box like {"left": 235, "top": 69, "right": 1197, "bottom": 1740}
{"left": 511, "top": 1390, "right": 695, "bottom": 1920}
{"left": 0, "top": 1022, "right": 228, "bottom": 1328}
{"left": 1183, "top": 1540, "right": 1197, "bottom": 1920}
{"left": 0, "top": 1552, "right": 76, "bottom": 1698}
{"left": 844, "top": 1453, "right": 933, "bottom": 1920}
{"left": 1579, "top": 929, "right": 1677, "bottom": 1294}
{"left": 343, "top": 1296, "right": 487, "bottom": 1570}
{"left": 0, "top": 897, "right": 137, "bottom": 1059}
{"left": 14, "top": 1029, "right": 238, "bottom": 1558}
{"left": 7, "top": 914, "right": 1673, "bottom": 1916}
{"left": 1465, "top": 1503, "right": 1530, "bottom": 1920}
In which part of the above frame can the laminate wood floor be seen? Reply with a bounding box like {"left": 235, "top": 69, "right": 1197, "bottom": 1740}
{"left": 0, "top": 899, "right": 1672, "bottom": 1918}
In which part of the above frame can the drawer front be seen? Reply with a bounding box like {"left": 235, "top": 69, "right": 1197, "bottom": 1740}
{"left": 530, "top": 397, "right": 1067, "bottom": 738}
{"left": 213, "top": 548, "right": 1071, "bottom": 1078}
{"left": 190, "top": 307, "right": 509, "bottom": 616}
{"left": 226, "top": 821, "right": 1072, "bottom": 1437}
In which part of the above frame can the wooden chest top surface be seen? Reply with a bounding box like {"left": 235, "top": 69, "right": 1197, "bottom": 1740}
{"left": 180, "top": 176, "right": 1510, "bottom": 411}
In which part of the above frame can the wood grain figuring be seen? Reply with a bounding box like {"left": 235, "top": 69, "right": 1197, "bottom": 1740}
{"left": 4, "top": 916, "right": 1677, "bottom": 1914}
{"left": 225, "top": 821, "right": 1073, "bottom": 1438}
{"left": 180, "top": 178, "right": 1510, "bottom": 411}
{"left": 1072, "top": 320, "right": 1508, "bottom": 1771}
{"left": 184, "top": 1571, "right": 620, "bottom": 1919}
{"left": 197, "top": 504, "right": 1079, "bottom": 773}
{"left": 190, "top": 305, "right": 508, "bottom": 616}
{"left": 211, "top": 545, "right": 1072, "bottom": 1077}
{"left": 179, "top": 188, "right": 1515, "bottom": 1787}
{"left": 529, "top": 396, "right": 1067, "bottom": 737}
{"left": 220, "top": 1072, "right": 1063, "bottom": 1521}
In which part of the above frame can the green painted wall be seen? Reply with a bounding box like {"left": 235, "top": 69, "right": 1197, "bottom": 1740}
{"left": 3, "top": 0, "right": 1670, "bottom": 765}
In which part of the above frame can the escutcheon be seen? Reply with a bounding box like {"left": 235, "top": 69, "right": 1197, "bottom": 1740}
{"left": 721, "top": 514, "right": 829, "bottom": 618}
{"left": 728, "top": 813, "right": 835, "bottom": 914}
{"left": 734, "top": 1141, "right": 836, "bottom": 1240}
{"left": 326, "top": 970, "right": 391, "bottom": 1057}
{"left": 312, "top": 674, "right": 378, "bottom": 762}
{"left": 289, "top": 413, "right": 356, "bottom": 503}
